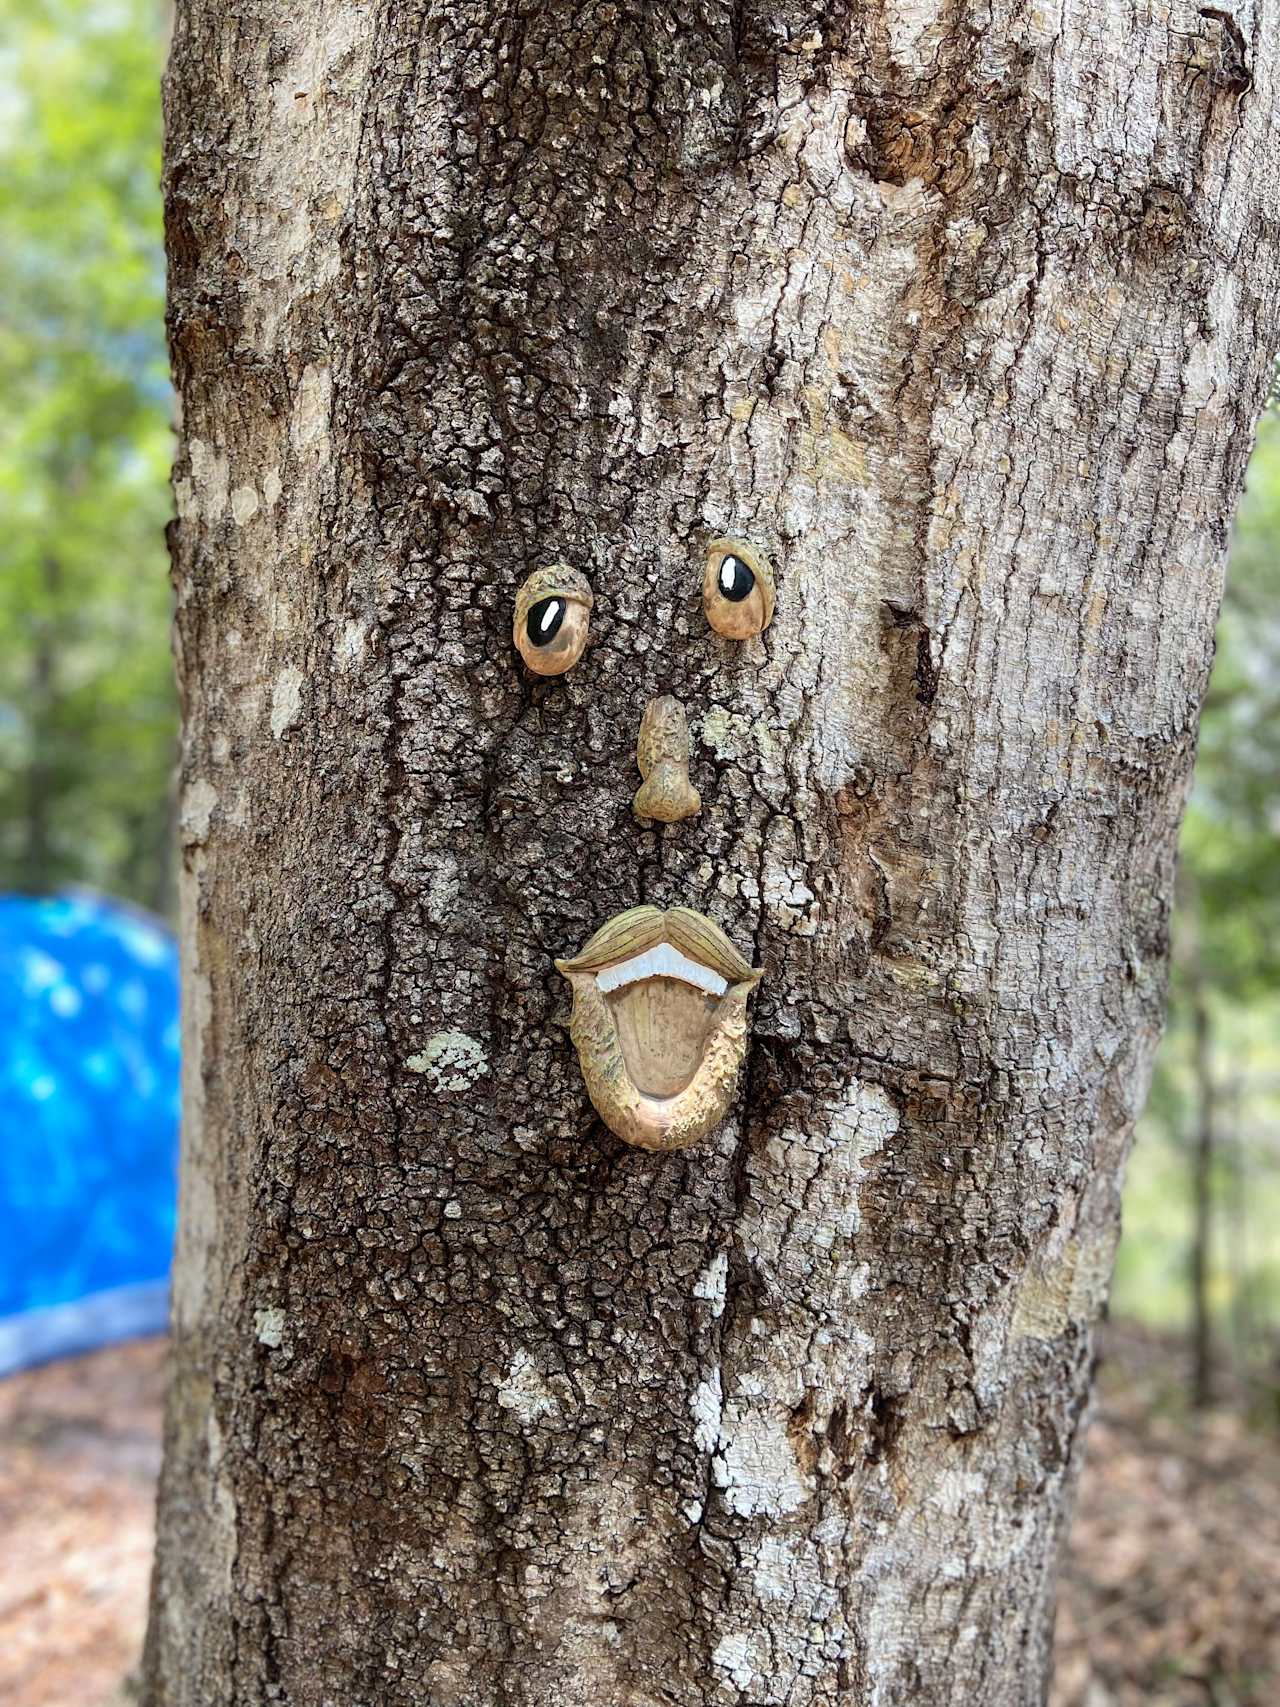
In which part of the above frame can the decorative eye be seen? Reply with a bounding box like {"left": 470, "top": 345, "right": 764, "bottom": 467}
{"left": 513, "top": 565, "right": 593, "bottom": 675}
{"left": 703, "top": 538, "right": 776, "bottom": 640}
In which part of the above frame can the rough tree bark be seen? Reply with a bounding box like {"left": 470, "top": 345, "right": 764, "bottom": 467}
{"left": 144, "top": 3, "right": 1280, "bottom": 1704}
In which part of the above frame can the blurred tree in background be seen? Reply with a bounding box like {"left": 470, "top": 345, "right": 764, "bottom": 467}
{"left": 0, "top": 0, "right": 174, "bottom": 911}
{"left": 1114, "top": 420, "right": 1280, "bottom": 1408}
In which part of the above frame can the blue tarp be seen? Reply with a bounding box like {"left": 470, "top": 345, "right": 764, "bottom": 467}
{"left": 0, "top": 891, "right": 179, "bottom": 1372}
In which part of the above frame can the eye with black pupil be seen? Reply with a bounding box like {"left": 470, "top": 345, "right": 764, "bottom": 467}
{"left": 718, "top": 555, "right": 755, "bottom": 602}
{"left": 527, "top": 597, "right": 565, "bottom": 646}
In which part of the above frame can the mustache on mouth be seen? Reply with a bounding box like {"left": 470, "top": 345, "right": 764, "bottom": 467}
{"left": 555, "top": 905, "right": 756, "bottom": 986}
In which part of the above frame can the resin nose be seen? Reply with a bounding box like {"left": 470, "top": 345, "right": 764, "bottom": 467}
{"left": 632, "top": 695, "right": 701, "bottom": 824}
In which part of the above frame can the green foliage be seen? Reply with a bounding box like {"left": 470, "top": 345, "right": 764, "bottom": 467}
{"left": 1114, "top": 419, "right": 1280, "bottom": 1371}
{"left": 1184, "top": 421, "right": 1280, "bottom": 998}
{"left": 0, "top": 0, "right": 174, "bottom": 908}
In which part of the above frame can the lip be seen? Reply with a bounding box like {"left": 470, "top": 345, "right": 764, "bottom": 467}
{"left": 556, "top": 906, "right": 763, "bottom": 1151}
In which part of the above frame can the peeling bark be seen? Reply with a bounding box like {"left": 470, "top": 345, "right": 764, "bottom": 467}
{"left": 144, "top": 3, "right": 1280, "bottom": 1704}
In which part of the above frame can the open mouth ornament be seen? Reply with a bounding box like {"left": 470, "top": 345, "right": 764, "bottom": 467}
{"left": 556, "top": 906, "right": 763, "bottom": 1151}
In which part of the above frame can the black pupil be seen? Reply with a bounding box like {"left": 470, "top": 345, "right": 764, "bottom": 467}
{"left": 527, "top": 597, "right": 565, "bottom": 646}
{"left": 718, "top": 555, "right": 754, "bottom": 602}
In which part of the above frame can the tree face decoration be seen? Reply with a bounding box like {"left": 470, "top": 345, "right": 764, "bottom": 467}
{"left": 703, "top": 537, "right": 776, "bottom": 640}
{"left": 512, "top": 564, "right": 594, "bottom": 675}
{"left": 512, "top": 545, "right": 773, "bottom": 1152}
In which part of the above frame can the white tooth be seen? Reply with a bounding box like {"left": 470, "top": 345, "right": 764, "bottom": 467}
{"left": 593, "top": 942, "right": 729, "bottom": 998}
{"left": 689, "top": 958, "right": 727, "bottom": 996}
{"left": 689, "top": 962, "right": 721, "bottom": 996}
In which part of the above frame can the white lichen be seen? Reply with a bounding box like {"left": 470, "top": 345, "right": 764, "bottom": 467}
{"left": 335, "top": 618, "right": 369, "bottom": 668}
{"left": 689, "top": 1370, "right": 723, "bottom": 1455}
{"left": 188, "top": 437, "right": 229, "bottom": 520}
{"left": 180, "top": 778, "right": 219, "bottom": 846}
{"left": 254, "top": 1306, "right": 286, "bottom": 1348}
{"left": 693, "top": 1251, "right": 728, "bottom": 1318}
{"left": 712, "top": 1631, "right": 756, "bottom": 1691}
{"left": 712, "top": 1400, "right": 810, "bottom": 1519}
{"left": 496, "top": 1349, "right": 559, "bottom": 1427}
{"left": 405, "top": 1031, "right": 489, "bottom": 1094}
{"left": 270, "top": 667, "right": 305, "bottom": 739}
{"left": 763, "top": 865, "right": 818, "bottom": 935}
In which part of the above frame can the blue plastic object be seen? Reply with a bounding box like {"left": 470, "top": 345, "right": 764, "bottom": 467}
{"left": 0, "top": 891, "right": 179, "bottom": 1372}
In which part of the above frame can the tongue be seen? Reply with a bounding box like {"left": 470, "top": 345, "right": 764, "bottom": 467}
{"left": 607, "top": 976, "right": 719, "bottom": 1098}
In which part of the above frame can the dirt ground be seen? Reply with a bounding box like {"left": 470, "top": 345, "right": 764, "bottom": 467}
{"left": 1052, "top": 1328, "right": 1280, "bottom": 1706}
{"left": 0, "top": 1326, "right": 1275, "bottom": 1706}
{"left": 0, "top": 1338, "right": 165, "bottom": 1707}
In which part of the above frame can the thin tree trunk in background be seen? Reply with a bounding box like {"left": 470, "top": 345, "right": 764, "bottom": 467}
{"left": 1188, "top": 969, "right": 1216, "bottom": 1409}
{"left": 22, "top": 553, "right": 60, "bottom": 890}
{"left": 144, "top": 4, "right": 1280, "bottom": 1705}
{"left": 1225, "top": 1081, "right": 1257, "bottom": 1391}
{"left": 149, "top": 777, "right": 179, "bottom": 919}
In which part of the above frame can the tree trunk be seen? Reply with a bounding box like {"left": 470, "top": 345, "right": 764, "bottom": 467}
{"left": 22, "top": 553, "right": 61, "bottom": 891}
{"left": 1187, "top": 934, "right": 1216, "bottom": 1409}
{"left": 144, "top": 5, "right": 1280, "bottom": 1704}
